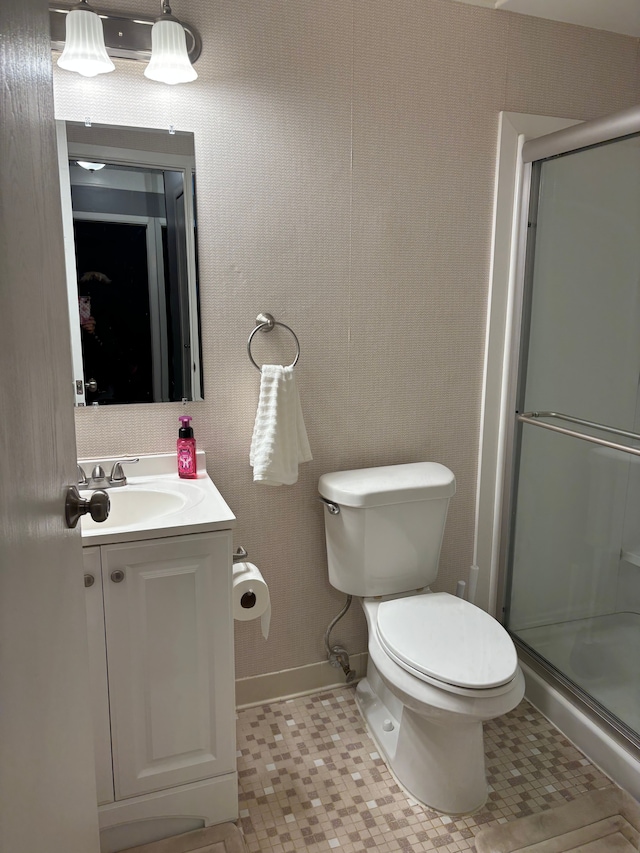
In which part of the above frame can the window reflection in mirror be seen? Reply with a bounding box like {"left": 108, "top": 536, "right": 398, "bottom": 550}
{"left": 57, "top": 122, "right": 203, "bottom": 406}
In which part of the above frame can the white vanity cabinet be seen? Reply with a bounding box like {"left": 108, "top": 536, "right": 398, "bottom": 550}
{"left": 82, "top": 530, "right": 237, "bottom": 832}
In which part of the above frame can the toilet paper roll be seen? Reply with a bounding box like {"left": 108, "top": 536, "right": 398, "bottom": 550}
{"left": 232, "top": 561, "right": 271, "bottom": 639}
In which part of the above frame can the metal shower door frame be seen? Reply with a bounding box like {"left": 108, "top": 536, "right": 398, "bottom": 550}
{"left": 496, "top": 106, "right": 640, "bottom": 750}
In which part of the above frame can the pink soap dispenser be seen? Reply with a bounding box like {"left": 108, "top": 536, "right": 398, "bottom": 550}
{"left": 177, "top": 415, "right": 197, "bottom": 479}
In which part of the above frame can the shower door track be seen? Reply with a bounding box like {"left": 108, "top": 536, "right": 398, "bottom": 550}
{"left": 513, "top": 636, "right": 640, "bottom": 753}
{"left": 517, "top": 411, "right": 640, "bottom": 457}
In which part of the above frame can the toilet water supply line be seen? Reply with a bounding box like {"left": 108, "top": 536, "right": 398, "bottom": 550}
{"left": 324, "top": 595, "right": 357, "bottom": 683}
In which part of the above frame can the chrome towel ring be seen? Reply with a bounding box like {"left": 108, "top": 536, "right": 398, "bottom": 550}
{"left": 247, "top": 312, "right": 300, "bottom": 372}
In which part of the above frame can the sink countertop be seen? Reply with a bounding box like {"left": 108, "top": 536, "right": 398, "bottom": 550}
{"left": 78, "top": 451, "right": 236, "bottom": 546}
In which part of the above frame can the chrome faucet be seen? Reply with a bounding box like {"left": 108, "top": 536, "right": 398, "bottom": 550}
{"left": 80, "top": 458, "right": 139, "bottom": 490}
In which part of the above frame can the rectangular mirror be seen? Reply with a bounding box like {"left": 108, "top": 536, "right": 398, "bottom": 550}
{"left": 57, "top": 121, "right": 203, "bottom": 406}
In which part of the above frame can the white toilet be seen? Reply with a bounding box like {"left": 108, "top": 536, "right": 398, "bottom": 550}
{"left": 318, "top": 461, "right": 525, "bottom": 815}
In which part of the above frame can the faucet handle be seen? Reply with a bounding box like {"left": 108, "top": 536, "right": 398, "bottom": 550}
{"left": 109, "top": 457, "right": 140, "bottom": 486}
{"left": 77, "top": 464, "right": 88, "bottom": 487}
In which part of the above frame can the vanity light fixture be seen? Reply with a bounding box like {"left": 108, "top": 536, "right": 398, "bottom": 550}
{"left": 50, "top": 1, "right": 201, "bottom": 85}
{"left": 144, "top": 1, "right": 198, "bottom": 85}
{"left": 56, "top": 0, "right": 115, "bottom": 77}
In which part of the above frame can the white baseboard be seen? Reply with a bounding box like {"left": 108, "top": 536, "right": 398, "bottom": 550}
{"left": 235, "top": 653, "right": 368, "bottom": 709}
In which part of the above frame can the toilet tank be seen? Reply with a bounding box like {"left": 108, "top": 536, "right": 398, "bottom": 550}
{"left": 318, "top": 462, "right": 456, "bottom": 597}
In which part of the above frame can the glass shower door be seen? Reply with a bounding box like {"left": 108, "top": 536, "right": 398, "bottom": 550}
{"left": 505, "top": 133, "right": 640, "bottom": 742}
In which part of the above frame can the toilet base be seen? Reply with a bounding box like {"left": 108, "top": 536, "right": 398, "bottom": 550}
{"left": 356, "top": 674, "right": 488, "bottom": 815}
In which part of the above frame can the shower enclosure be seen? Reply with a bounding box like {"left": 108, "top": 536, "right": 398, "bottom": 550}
{"left": 504, "top": 127, "right": 640, "bottom": 747}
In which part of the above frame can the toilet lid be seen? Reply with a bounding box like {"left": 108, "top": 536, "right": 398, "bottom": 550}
{"left": 376, "top": 593, "right": 518, "bottom": 689}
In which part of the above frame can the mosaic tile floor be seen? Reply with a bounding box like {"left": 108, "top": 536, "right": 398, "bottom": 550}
{"left": 236, "top": 686, "right": 614, "bottom": 853}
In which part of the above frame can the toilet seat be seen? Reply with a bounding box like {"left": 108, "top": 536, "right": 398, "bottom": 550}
{"left": 376, "top": 592, "right": 518, "bottom": 690}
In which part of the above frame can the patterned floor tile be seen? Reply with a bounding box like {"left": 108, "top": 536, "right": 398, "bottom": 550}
{"left": 236, "top": 687, "right": 612, "bottom": 852}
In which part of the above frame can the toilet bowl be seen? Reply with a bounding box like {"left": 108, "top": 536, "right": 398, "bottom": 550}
{"left": 318, "top": 462, "right": 525, "bottom": 815}
{"left": 357, "top": 593, "right": 524, "bottom": 814}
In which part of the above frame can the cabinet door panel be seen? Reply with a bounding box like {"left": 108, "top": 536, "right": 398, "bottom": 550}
{"left": 101, "top": 532, "right": 235, "bottom": 799}
{"left": 82, "top": 546, "right": 115, "bottom": 805}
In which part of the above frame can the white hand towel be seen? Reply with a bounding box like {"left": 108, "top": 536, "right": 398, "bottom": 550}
{"left": 250, "top": 364, "right": 312, "bottom": 485}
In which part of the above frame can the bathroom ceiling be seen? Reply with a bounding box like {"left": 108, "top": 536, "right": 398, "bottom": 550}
{"left": 455, "top": 0, "right": 640, "bottom": 38}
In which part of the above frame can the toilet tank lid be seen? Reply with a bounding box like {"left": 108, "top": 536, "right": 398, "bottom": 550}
{"left": 318, "top": 462, "right": 455, "bottom": 508}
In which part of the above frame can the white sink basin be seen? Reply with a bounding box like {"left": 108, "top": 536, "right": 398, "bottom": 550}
{"left": 81, "top": 486, "right": 188, "bottom": 532}
{"left": 78, "top": 452, "right": 236, "bottom": 545}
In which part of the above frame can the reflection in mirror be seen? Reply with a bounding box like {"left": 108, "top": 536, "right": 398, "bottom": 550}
{"left": 57, "top": 122, "right": 203, "bottom": 406}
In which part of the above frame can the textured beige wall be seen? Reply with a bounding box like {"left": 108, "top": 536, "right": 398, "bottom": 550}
{"left": 53, "top": 0, "right": 640, "bottom": 679}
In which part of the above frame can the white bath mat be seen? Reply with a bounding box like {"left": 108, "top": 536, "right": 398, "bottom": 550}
{"left": 119, "top": 823, "right": 247, "bottom": 853}
{"left": 474, "top": 787, "right": 640, "bottom": 852}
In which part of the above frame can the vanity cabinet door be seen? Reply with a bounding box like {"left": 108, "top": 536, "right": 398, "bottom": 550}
{"left": 100, "top": 532, "right": 235, "bottom": 800}
{"left": 82, "top": 547, "right": 115, "bottom": 806}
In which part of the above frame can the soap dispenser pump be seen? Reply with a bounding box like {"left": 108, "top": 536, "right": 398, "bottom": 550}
{"left": 177, "top": 415, "right": 197, "bottom": 479}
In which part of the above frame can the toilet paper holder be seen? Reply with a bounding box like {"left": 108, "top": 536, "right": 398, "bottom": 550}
{"left": 233, "top": 546, "right": 248, "bottom": 563}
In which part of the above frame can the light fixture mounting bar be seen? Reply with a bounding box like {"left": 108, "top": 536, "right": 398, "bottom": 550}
{"left": 49, "top": 5, "right": 202, "bottom": 64}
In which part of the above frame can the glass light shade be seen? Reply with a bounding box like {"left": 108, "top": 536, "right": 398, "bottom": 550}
{"left": 57, "top": 6, "right": 115, "bottom": 77}
{"left": 76, "top": 161, "right": 106, "bottom": 171}
{"left": 144, "top": 18, "right": 198, "bottom": 85}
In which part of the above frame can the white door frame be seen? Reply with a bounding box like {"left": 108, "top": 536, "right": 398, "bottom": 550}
{"left": 72, "top": 211, "right": 169, "bottom": 402}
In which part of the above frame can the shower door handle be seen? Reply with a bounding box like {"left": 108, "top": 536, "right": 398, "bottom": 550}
{"left": 518, "top": 411, "right": 640, "bottom": 459}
